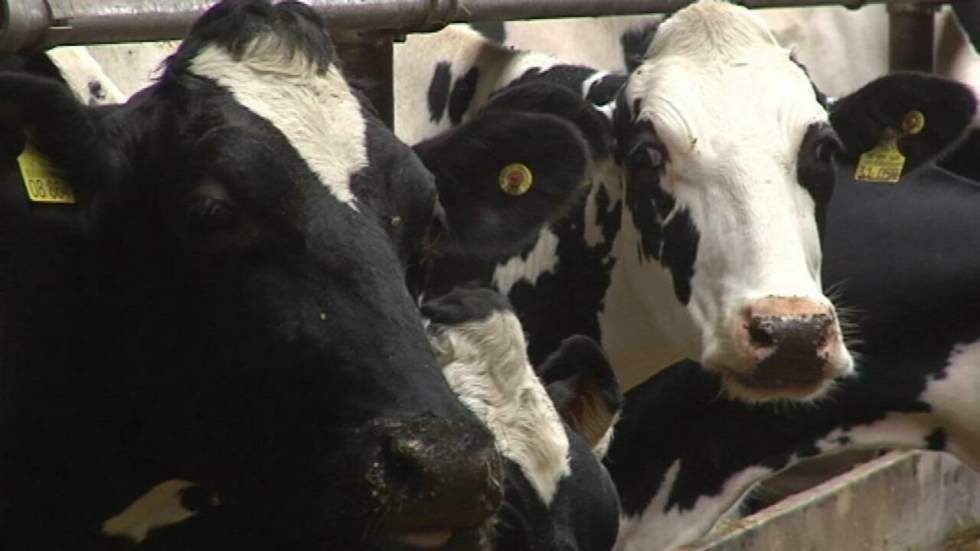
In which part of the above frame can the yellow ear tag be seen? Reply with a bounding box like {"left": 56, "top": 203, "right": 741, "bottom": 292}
{"left": 854, "top": 128, "right": 904, "bottom": 183}
{"left": 499, "top": 163, "right": 533, "bottom": 196}
{"left": 854, "top": 110, "right": 926, "bottom": 184}
{"left": 902, "top": 110, "right": 926, "bottom": 135}
{"left": 18, "top": 141, "right": 76, "bottom": 204}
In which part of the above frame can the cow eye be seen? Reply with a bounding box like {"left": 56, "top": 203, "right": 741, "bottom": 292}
{"left": 626, "top": 143, "right": 667, "bottom": 171}
{"left": 813, "top": 130, "right": 842, "bottom": 164}
{"left": 186, "top": 197, "right": 238, "bottom": 232}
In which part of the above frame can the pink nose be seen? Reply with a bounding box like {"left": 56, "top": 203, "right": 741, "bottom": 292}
{"left": 736, "top": 296, "right": 837, "bottom": 388}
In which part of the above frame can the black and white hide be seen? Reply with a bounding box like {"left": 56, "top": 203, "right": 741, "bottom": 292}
{"left": 422, "top": 288, "right": 623, "bottom": 551}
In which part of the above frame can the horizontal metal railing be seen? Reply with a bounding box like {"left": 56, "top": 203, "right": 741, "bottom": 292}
{"left": 0, "top": 0, "right": 946, "bottom": 52}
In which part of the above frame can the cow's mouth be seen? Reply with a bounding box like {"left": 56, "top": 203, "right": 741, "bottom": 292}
{"left": 395, "top": 529, "right": 454, "bottom": 548}
{"left": 718, "top": 364, "right": 835, "bottom": 402}
{"left": 380, "top": 524, "right": 488, "bottom": 551}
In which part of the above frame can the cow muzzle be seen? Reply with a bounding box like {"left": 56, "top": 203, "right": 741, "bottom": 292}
{"left": 710, "top": 295, "right": 852, "bottom": 401}
{"left": 370, "top": 415, "right": 502, "bottom": 549}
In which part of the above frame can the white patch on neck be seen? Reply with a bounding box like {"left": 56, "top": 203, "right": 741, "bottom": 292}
{"left": 189, "top": 37, "right": 366, "bottom": 208}
{"left": 492, "top": 228, "right": 560, "bottom": 296}
{"left": 616, "top": 405, "right": 956, "bottom": 550}
{"left": 615, "top": 461, "right": 773, "bottom": 551}
{"left": 102, "top": 479, "right": 197, "bottom": 543}
{"left": 923, "top": 338, "right": 980, "bottom": 470}
{"left": 428, "top": 310, "right": 570, "bottom": 505}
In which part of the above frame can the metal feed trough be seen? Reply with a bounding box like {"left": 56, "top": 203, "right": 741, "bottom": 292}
{"left": 0, "top": 0, "right": 952, "bottom": 126}
{"left": 685, "top": 451, "right": 980, "bottom": 550}
{"left": 1, "top": 0, "right": 975, "bottom": 549}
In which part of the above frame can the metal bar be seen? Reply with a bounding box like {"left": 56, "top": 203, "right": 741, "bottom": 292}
{"left": 888, "top": 1, "right": 938, "bottom": 72}
{"left": 0, "top": 0, "right": 950, "bottom": 52}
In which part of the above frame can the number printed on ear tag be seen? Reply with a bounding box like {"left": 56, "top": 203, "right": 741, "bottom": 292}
{"left": 18, "top": 141, "right": 76, "bottom": 204}
{"left": 854, "top": 128, "right": 904, "bottom": 184}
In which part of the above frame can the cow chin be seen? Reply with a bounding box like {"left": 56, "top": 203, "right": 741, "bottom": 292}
{"left": 713, "top": 362, "right": 839, "bottom": 403}
{"left": 702, "top": 353, "right": 852, "bottom": 403}
{"left": 702, "top": 341, "right": 853, "bottom": 403}
{"left": 371, "top": 525, "right": 492, "bottom": 551}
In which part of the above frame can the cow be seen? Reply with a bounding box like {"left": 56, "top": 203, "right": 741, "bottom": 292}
{"left": 604, "top": 156, "right": 980, "bottom": 550}
{"left": 0, "top": 1, "right": 596, "bottom": 549}
{"left": 422, "top": 287, "right": 623, "bottom": 550}
{"left": 394, "top": 0, "right": 977, "bottom": 401}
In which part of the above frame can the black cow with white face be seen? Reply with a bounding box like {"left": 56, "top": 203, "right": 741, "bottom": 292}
{"left": 0, "top": 1, "right": 594, "bottom": 550}
{"left": 605, "top": 155, "right": 980, "bottom": 550}
{"left": 422, "top": 288, "right": 622, "bottom": 551}
{"left": 396, "top": 0, "right": 977, "bottom": 402}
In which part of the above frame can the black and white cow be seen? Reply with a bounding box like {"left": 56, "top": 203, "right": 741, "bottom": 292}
{"left": 604, "top": 156, "right": 980, "bottom": 550}
{"left": 395, "top": 0, "right": 976, "bottom": 400}
{"left": 422, "top": 287, "right": 623, "bottom": 550}
{"left": 0, "top": 1, "right": 595, "bottom": 549}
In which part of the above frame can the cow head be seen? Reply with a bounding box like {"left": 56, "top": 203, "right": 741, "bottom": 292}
{"left": 423, "top": 288, "right": 622, "bottom": 551}
{"left": 0, "top": 1, "right": 516, "bottom": 548}
{"left": 611, "top": 0, "right": 975, "bottom": 400}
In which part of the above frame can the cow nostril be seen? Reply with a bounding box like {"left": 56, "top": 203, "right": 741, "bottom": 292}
{"left": 747, "top": 319, "right": 775, "bottom": 348}
{"left": 749, "top": 314, "right": 834, "bottom": 356}
{"left": 811, "top": 314, "right": 834, "bottom": 348}
{"left": 383, "top": 436, "right": 427, "bottom": 486}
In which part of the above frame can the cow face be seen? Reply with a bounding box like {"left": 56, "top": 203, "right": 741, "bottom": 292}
{"left": 0, "top": 1, "right": 503, "bottom": 548}
{"left": 423, "top": 288, "right": 622, "bottom": 551}
{"left": 612, "top": 1, "right": 975, "bottom": 400}
{"left": 613, "top": 1, "right": 847, "bottom": 400}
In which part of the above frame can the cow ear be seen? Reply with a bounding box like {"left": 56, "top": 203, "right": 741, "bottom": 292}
{"left": 830, "top": 73, "right": 977, "bottom": 171}
{"left": 412, "top": 109, "right": 590, "bottom": 259}
{"left": 538, "top": 335, "right": 623, "bottom": 457}
{"left": 481, "top": 81, "right": 615, "bottom": 158}
{"left": 0, "top": 72, "right": 115, "bottom": 205}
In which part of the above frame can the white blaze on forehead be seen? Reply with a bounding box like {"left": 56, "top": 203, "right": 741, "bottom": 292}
{"left": 629, "top": 0, "right": 827, "bottom": 165}
{"left": 427, "top": 310, "right": 571, "bottom": 505}
{"left": 189, "top": 36, "right": 366, "bottom": 208}
{"left": 102, "top": 479, "right": 198, "bottom": 543}
{"left": 647, "top": 0, "right": 781, "bottom": 62}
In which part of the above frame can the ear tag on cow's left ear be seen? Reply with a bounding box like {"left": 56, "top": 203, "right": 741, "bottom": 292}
{"left": 17, "top": 141, "right": 76, "bottom": 204}
{"left": 902, "top": 110, "right": 925, "bottom": 135}
{"left": 854, "top": 128, "right": 905, "bottom": 184}
{"left": 854, "top": 110, "right": 925, "bottom": 184}
{"left": 499, "top": 163, "right": 533, "bottom": 196}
